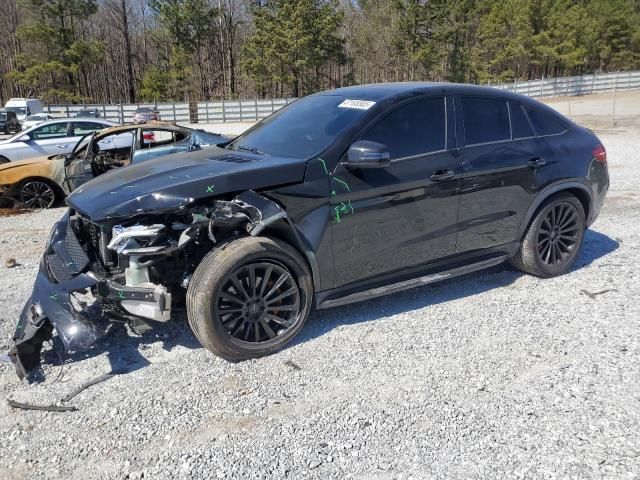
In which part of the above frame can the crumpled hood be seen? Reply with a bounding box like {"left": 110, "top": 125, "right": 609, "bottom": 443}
{"left": 66, "top": 147, "right": 307, "bottom": 221}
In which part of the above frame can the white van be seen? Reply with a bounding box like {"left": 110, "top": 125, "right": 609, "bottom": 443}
{"left": 4, "top": 98, "right": 44, "bottom": 123}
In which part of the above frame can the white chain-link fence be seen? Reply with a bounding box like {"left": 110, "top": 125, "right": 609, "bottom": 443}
{"left": 45, "top": 70, "right": 640, "bottom": 124}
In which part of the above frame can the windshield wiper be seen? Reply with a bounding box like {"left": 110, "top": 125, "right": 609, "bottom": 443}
{"left": 234, "top": 144, "right": 266, "bottom": 155}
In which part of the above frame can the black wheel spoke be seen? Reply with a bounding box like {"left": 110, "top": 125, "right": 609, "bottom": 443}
{"left": 230, "top": 318, "right": 245, "bottom": 336}
{"left": 268, "top": 304, "right": 299, "bottom": 312}
{"left": 230, "top": 273, "right": 250, "bottom": 301}
{"left": 249, "top": 265, "right": 257, "bottom": 297}
{"left": 265, "top": 313, "right": 291, "bottom": 327}
{"left": 243, "top": 324, "right": 253, "bottom": 341}
{"left": 560, "top": 213, "right": 577, "bottom": 230}
{"left": 266, "top": 287, "right": 297, "bottom": 305}
{"left": 260, "top": 319, "right": 277, "bottom": 338}
{"left": 560, "top": 224, "right": 579, "bottom": 234}
{"left": 220, "top": 291, "right": 244, "bottom": 305}
{"left": 558, "top": 234, "right": 576, "bottom": 242}
{"left": 264, "top": 273, "right": 287, "bottom": 300}
{"left": 258, "top": 265, "right": 273, "bottom": 297}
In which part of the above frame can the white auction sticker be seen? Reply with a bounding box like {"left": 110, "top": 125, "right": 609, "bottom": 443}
{"left": 338, "top": 99, "right": 376, "bottom": 110}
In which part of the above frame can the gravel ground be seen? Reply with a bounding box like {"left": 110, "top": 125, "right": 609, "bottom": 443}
{"left": 0, "top": 126, "right": 639, "bottom": 479}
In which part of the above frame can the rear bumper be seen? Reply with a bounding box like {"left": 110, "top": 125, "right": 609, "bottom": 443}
{"left": 9, "top": 211, "right": 170, "bottom": 380}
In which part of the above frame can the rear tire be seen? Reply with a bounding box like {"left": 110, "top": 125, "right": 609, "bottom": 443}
{"left": 510, "top": 193, "right": 585, "bottom": 277}
{"left": 186, "top": 236, "right": 313, "bottom": 361}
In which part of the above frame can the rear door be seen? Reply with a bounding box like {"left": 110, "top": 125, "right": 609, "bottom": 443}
{"left": 329, "top": 96, "right": 462, "bottom": 288}
{"left": 455, "top": 97, "right": 555, "bottom": 253}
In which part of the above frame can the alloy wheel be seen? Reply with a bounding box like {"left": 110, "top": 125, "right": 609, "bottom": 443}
{"left": 20, "top": 181, "right": 55, "bottom": 209}
{"left": 537, "top": 202, "right": 580, "bottom": 266}
{"left": 216, "top": 261, "right": 301, "bottom": 344}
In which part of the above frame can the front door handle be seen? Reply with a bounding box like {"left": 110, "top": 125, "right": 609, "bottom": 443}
{"left": 55, "top": 144, "right": 69, "bottom": 149}
{"left": 430, "top": 169, "right": 455, "bottom": 181}
{"left": 528, "top": 157, "right": 547, "bottom": 168}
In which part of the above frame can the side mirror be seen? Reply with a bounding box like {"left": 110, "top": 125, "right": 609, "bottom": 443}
{"left": 16, "top": 135, "right": 31, "bottom": 143}
{"left": 344, "top": 140, "right": 391, "bottom": 169}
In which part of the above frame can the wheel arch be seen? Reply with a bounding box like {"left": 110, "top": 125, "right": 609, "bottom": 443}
{"left": 207, "top": 190, "right": 321, "bottom": 291}
{"left": 258, "top": 218, "right": 320, "bottom": 292}
{"left": 517, "top": 181, "right": 592, "bottom": 241}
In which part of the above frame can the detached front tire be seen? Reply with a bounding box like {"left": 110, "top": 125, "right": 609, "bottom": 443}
{"left": 510, "top": 193, "right": 586, "bottom": 277}
{"left": 187, "top": 236, "right": 313, "bottom": 361}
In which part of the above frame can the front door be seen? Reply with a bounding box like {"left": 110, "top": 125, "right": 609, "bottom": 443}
{"left": 329, "top": 96, "right": 462, "bottom": 289}
{"left": 23, "top": 122, "right": 72, "bottom": 159}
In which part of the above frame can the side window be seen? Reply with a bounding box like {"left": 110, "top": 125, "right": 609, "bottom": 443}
{"left": 72, "top": 122, "right": 106, "bottom": 136}
{"left": 510, "top": 102, "right": 534, "bottom": 139}
{"left": 461, "top": 97, "right": 510, "bottom": 145}
{"left": 141, "top": 129, "right": 178, "bottom": 148}
{"left": 31, "top": 123, "right": 68, "bottom": 140}
{"left": 361, "top": 97, "right": 446, "bottom": 159}
{"left": 97, "top": 131, "right": 134, "bottom": 152}
{"left": 524, "top": 107, "right": 567, "bottom": 136}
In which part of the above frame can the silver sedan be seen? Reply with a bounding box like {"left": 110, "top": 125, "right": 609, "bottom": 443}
{"left": 0, "top": 118, "right": 119, "bottom": 163}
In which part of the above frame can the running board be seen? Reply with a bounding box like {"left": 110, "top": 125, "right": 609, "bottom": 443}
{"left": 317, "top": 255, "right": 509, "bottom": 310}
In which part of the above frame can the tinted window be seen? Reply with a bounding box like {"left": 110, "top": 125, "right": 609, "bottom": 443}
{"left": 361, "top": 97, "right": 446, "bottom": 159}
{"left": 462, "top": 97, "right": 510, "bottom": 145}
{"left": 525, "top": 107, "right": 566, "bottom": 136}
{"left": 229, "top": 95, "right": 370, "bottom": 159}
{"left": 72, "top": 122, "right": 106, "bottom": 135}
{"left": 510, "top": 102, "right": 534, "bottom": 139}
{"left": 31, "top": 123, "right": 68, "bottom": 139}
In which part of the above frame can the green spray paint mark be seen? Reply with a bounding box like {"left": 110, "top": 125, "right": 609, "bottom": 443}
{"left": 169, "top": 175, "right": 178, "bottom": 180}
{"left": 316, "top": 157, "right": 330, "bottom": 175}
{"left": 330, "top": 190, "right": 336, "bottom": 197}
{"left": 206, "top": 185, "right": 215, "bottom": 193}
{"left": 332, "top": 177, "right": 351, "bottom": 192}
{"left": 118, "top": 291, "right": 125, "bottom": 300}
{"left": 334, "top": 206, "right": 342, "bottom": 223}
{"left": 49, "top": 294, "right": 58, "bottom": 301}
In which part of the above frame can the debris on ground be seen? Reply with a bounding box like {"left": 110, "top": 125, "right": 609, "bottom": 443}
{"left": 7, "top": 399, "right": 78, "bottom": 412}
{"left": 580, "top": 288, "right": 618, "bottom": 299}
{"left": 5, "top": 258, "right": 17, "bottom": 268}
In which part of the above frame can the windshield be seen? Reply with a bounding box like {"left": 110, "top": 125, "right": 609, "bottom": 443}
{"left": 6, "top": 106, "right": 26, "bottom": 115}
{"left": 228, "top": 95, "right": 371, "bottom": 159}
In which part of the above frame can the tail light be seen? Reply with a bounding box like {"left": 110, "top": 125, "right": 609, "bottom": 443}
{"left": 593, "top": 144, "right": 606, "bottom": 163}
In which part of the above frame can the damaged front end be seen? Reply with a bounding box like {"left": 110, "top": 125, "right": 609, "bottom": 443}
{"left": 9, "top": 191, "right": 286, "bottom": 380}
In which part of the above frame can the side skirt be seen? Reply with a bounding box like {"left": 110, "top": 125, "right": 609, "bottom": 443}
{"left": 316, "top": 255, "right": 509, "bottom": 310}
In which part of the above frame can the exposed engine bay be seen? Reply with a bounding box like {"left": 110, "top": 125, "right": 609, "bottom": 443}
{"left": 9, "top": 190, "right": 288, "bottom": 379}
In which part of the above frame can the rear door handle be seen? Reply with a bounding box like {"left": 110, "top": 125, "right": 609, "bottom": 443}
{"left": 430, "top": 169, "right": 455, "bottom": 181}
{"left": 528, "top": 157, "right": 547, "bottom": 168}
{"left": 55, "top": 144, "right": 68, "bottom": 149}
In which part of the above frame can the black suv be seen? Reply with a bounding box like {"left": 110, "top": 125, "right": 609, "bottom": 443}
{"left": 0, "top": 109, "right": 21, "bottom": 134}
{"left": 10, "top": 84, "right": 609, "bottom": 378}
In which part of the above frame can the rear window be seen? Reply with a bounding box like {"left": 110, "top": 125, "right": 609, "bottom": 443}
{"left": 525, "top": 107, "right": 567, "bottom": 136}
{"left": 72, "top": 122, "right": 106, "bottom": 135}
{"left": 361, "top": 97, "right": 446, "bottom": 159}
{"left": 462, "top": 97, "right": 510, "bottom": 145}
{"left": 510, "top": 102, "right": 534, "bottom": 139}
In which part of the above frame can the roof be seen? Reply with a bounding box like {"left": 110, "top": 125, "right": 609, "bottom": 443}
{"left": 318, "top": 82, "right": 534, "bottom": 104}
